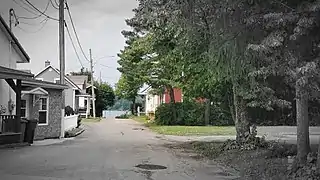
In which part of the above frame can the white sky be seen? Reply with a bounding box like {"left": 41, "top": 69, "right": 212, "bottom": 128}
{"left": 0, "top": 0, "right": 138, "bottom": 86}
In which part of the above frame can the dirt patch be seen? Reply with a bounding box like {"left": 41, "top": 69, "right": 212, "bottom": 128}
{"left": 165, "top": 141, "right": 320, "bottom": 180}
{"left": 132, "top": 128, "right": 145, "bottom": 131}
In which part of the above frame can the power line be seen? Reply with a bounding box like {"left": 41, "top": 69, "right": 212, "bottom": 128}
{"left": 12, "top": 0, "right": 38, "bottom": 16}
{"left": 16, "top": 0, "right": 51, "bottom": 20}
{"left": 65, "top": 21, "right": 84, "bottom": 68}
{"left": 65, "top": 1, "right": 90, "bottom": 62}
{"left": 17, "top": 18, "right": 49, "bottom": 33}
{"left": 49, "top": 0, "right": 59, "bottom": 9}
{"left": 98, "top": 63, "right": 119, "bottom": 69}
{"left": 19, "top": 18, "right": 48, "bottom": 26}
{"left": 24, "top": 0, "right": 59, "bottom": 21}
{"left": 54, "top": 0, "right": 59, "bottom": 7}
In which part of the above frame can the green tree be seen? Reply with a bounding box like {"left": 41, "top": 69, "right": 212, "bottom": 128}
{"left": 95, "top": 82, "right": 115, "bottom": 117}
{"left": 87, "top": 81, "right": 115, "bottom": 117}
{"left": 115, "top": 75, "right": 142, "bottom": 115}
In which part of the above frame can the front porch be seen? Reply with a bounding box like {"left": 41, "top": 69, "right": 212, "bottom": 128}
{"left": 0, "top": 66, "right": 34, "bottom": 145}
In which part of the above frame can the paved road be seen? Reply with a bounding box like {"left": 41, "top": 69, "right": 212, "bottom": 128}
{"left": 0, "top": 119, "right": 238, "bottom": 180}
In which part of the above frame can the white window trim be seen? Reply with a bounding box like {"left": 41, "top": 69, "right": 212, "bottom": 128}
{"left": 36, "top": 78, "right": 43, "bottom": 81}
{"left": 21, "top": 99, "right": 29, "bottom": 118}
{"left": 53, "top": 78, "right": 60, "bottom": 83}
{"left": 38, "top": 96, "right": 49, "bottom": 126}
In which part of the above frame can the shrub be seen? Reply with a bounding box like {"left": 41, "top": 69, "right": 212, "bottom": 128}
{"left": 115, "top": 113, "right": 130, "bottom": 119}
{"left": 65, "top": 106, "right": 74, "bottom": 116}
{"left": 154, "top": 101, "right": 232, "bottom": 126}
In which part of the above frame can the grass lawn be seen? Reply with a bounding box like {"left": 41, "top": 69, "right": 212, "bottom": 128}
{"left": 131, "top": 116, "right": 236, "bottom": 136}
{"left": 82, "top": 117, "right": 102, "bottom": 123}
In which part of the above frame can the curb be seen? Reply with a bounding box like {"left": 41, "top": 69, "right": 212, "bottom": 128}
{"left": 74, "top": 128, "right": 85, "bottom": 137}
{"left": 64, "top": 127, "right": 85, "bottom": 138}
{"left": 0, "top": 142, "right": 30, "bottom": 149}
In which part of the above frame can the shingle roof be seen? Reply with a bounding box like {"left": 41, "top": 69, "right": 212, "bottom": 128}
{"left": 0, "top": 65, "right": 34, "bottom": 80}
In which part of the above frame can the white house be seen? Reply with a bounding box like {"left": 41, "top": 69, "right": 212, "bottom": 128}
{"left": 0, "top": 14, "right": 33, "bottom": 144}
{"left": 34, "top": 61, "right": 82, "bottom": 111}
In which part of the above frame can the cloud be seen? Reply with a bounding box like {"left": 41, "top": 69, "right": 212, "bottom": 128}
{"left": 0, "top": 0, "right": 137, "bottom": 85}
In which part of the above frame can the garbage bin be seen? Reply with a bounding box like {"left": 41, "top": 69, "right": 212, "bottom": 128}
{"left": 24, "top": 119, "right": 38, "bottom": 144}
{"left": 20, "top": 118, "right": 28, "bottom": 142}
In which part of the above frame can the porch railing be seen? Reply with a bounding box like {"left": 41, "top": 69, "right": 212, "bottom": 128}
{"left": 0, "top": 115, "right": 19, "bottom": 133}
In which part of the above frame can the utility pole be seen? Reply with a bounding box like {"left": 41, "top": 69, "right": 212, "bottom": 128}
{"left": 99, "top": 71, "right": 102, "bottom": 85}
{"left": 59, "top": 0, "right": 65, "bottom": 138}
{"left": 8, "top": 8, "right": 19, "bottom": 115}
{"left": 90, "top": 49, "right": 96, "bottom": 118}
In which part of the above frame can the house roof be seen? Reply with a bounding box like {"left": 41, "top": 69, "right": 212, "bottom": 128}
{"left": 0, "top": 65, "right": 34, "bottom": 80}
{"left": 138, "top": 85, "right": 151, "bottom": 95}
{"left": 67, "top": 75, "right": 87, "bottom": 85}
{"left": 0, "top": 14, "right": 30, "bottom": 63}
{"left": 35, "top": 65, "right": 81, "bottom": 90}
{"left": 22, "top": 87, "right": 49, "bottom": 96}
{"left": 22, "top": 79, "right": 69, "bottom": 90}
{"left": 86, "top": 84, "right": 97, "bottom": 89}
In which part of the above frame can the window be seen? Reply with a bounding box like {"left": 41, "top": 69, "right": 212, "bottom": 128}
{"left": 21, "top": 100, "right": 27, "bottom": 118}
{"left": 54, "top": 78, "right": 60, "bottom": 84}
{"left": 38, "top": 97, "right": 48, "bottom": 125}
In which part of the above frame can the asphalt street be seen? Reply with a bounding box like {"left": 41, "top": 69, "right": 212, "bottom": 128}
{"left": 0, "top": 119, "right": 238, "bottom": 180}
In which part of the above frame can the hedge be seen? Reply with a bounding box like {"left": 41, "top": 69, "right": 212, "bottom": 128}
{"left": 154, "top": 102, "right": 233, "bottom": 126}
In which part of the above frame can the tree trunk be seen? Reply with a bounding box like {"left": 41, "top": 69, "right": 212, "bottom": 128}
{"left": 131, "top": 98, "right": 136, "bottom": 115}
{"left": 160, "top": 94, "right": 163, "bottom": 104}
{"left": 233, "top": 84, "right": 250, "bottom": 144}
{"left": 168, "top": 86, "right": 177, "bottom": 123}
{"left": 204, "top": 98, "right": 210, "bottom": 125}
{"left": 168, "top": 86, "right": 176, "bottom": 104}
{"left": 228, "top": 95, "right": 236, "bottom": 122}
{"left": 317, "top": 136, "right": 320, "bottom": 171}
{"left": 296, "top": 81, "right": 310, "bottom": 165}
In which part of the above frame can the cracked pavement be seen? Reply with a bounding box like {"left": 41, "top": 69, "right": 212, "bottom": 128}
{"left": 0, "top": 119, "right": 239, "bottom": 180}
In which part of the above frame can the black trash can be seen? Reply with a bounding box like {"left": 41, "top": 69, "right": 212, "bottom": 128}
{"left": 24, "top": 119, "right": 38, "bottom": 144}
{"left": 20, "top": 118, "right": 28, "bottom": 142}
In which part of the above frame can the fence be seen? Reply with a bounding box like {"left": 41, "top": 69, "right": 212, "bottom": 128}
{"left": 64, "top": 115, "right": 78, "bottom": 131}
{"left": 0, "top": 115, "right": 18, "bottom": 133}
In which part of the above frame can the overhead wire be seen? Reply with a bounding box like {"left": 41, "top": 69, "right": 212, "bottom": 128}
{"left": 16, "top": 0, "right": 51, "bottom": 20}
{"left": 17, "top": 18, "right": 49, "bottom": 33}
{"left": 49, "top": 0, "right": 59, "bottom": 9}
{"left": 54, "top": 0, "right": 59, "bottom": 7}
{"left": 65, "top": 21, "right": 84, "bottom": 68}
{"left": 19, "top": 18, "right": 48, "bottom": 26}
{"left": 65, "top": 0, "right": 90, "bottom": 62}
{"left": 24, "top": 0, "right": 59, "bottom": 21}
{"left": 12, "top": 0, "right": 38, "bottom": 16}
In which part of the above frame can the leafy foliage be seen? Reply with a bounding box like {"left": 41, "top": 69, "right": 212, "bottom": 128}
{"left": 65, "top": 106, "right": 75, "bottom": 116}
{"left": 95, "top": 82, "right": 115, "bottom": 117}
{"left": 154, "top": 101, "right": 233, "bottom": 126}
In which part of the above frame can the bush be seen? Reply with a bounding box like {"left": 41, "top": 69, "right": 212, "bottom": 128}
{"left": 65, "top": 106, "right": 74, "bottom": 116}
{"left": 154, "top": 101, "right": 233, "bottom": 126}
{"left": 115, "top": 113, "right": 130, "bottom": 119}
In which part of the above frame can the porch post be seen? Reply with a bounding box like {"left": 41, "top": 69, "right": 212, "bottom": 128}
{"left": 15, "top": 79, "right": 21, "bottom": 133}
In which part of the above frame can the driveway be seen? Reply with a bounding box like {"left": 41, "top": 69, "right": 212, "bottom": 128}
{"left": 0, "top": 119, "right": 238, "bottom": 180}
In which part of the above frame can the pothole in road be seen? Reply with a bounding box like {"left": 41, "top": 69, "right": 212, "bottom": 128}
{"left": 135, "top": 164, "right": 167, "bottom": 170}
{"left": 132, "top": 128, "right": 145, "bottom": 131}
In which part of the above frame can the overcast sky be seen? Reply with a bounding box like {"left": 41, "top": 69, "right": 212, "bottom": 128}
{"left": 0, "top": 0, "right": 138, "bottom": 86}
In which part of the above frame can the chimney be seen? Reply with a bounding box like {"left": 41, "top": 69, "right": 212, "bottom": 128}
{"left": 45, "top": 60, "right": 50, "bottom": 67}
